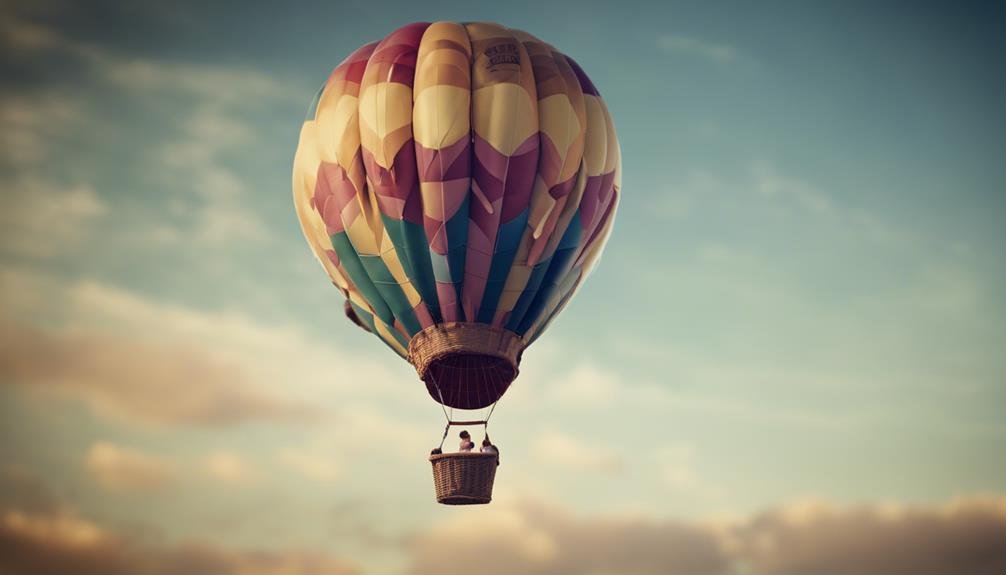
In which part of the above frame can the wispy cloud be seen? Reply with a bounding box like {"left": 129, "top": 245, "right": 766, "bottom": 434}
{"left": 0, "top": 506, "right": 360, "bottom": 575}
{"left": 203, "top": 451, "right": 259, "bottom": 486}
{"left": 735, "top": 496, "right": 1006, "bottom": 575}
{"left": 405, "top": 495, "right": 1006, "bottom": 575}
{"left": 85, "top": 442, "right": 175, "bottom": 492}
{"left": 531, "top": 431, "right": 623, "bottom": 474}
{"left": 659, "top": 443, "right": 698, "bottom": 488}
{"left": 407, "top": 498, "right": 728, "bottom": 575}
{"left": 0, "top": 93, "right": 83, "bottom": 167}
{"left": 0, "top": 464, "right": 361, "bottom": 574}
{"left": 542, "top": 363, "right": 621, "bottom": 406}
{"left": 0, "top": 318, "right": 316, "bottom": 426}
{"left": 0, "top": 178, "right": 106, "bottom": 258}
{"left": 0, "top": 270, "right": 414, "bottom": 429}
{"left": 1, "top": 13, "right": 295, "bottom": 250}
{"left": 277, "top": 448, "right": 341, "bottom": 483}
{"left": 657, "top": 34, "right": 737, "bottom": 64}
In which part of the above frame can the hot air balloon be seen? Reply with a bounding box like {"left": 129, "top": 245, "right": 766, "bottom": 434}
{"left": 292, "top": 21, "right": 620, "bottom": 504}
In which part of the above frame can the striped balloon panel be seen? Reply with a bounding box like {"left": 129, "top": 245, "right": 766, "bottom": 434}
{"left": 294, "top": 21, "right": 619, "bottom": 355}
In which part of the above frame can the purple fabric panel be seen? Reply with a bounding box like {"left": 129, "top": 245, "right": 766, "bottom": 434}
{"left": 415, "top": 137, "right": 470, "bottom": 182}
{"left": 563, "top": 55, "right": 600, "bottom": 96}
{"left": 362, "top": 143, "right": 423, "bottom": 225}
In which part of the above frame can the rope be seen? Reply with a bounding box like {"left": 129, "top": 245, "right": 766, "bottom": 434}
{"left": 481, "top": 399, "right": 499, "bottom": 444}
{"left": 428, "top": 365, "right": 502, "bottom": 450}
{"left": 428, "top": 371, "right": 450, "bottom": 423}
{"left": 438, "top": 422, "right": 450, "bottom": 451}
{"left": 428, "top": 371, "right": 452, "bottom": 451}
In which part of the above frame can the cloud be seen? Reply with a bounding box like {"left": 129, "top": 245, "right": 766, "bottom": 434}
{"left": 0, "top": 507, "right": 359, "bottom": 575}
{"left": 751, "top": 162, "right": 836, "bottom": 215}
{"left": 148, "top": 95, "right": 276, "bottom": 246}
{"left": 0, "top": 13, "right": 64, "bottom": 52}
{"left": 406, "top": 499, "right": 730, "bottom": 575}
{"left": 0, "top": 318, "right": 317, "bottom": 426}
{"left": 405, "top": 495, "right": 1006, "bottom": 575}
{"left": 543, "top": 362, "right": 620, "bottom": 406}
{"left": 531, "top": 431, "right": 623, "bottom": 474}
{"left": 736, "top": 496, "right": 1006, "bottom": 575}
{"left": 203, "top": 451, "right": 258, "bottom": 486}
{"left": 87, "top": 36, "right": 290, "bottom": 247}
{"left": 6, "top": 457, "right": 1006, "bottom": 575}
{"left": 1, "top": 13, "right": 293, "bottom": 249}
{"left": 0, "top": 271, "right": 416, "bottom": 432}
{"left": 85, "top": 442, "right": 175, "bottom": 492}
{"left": 0, "top": 93, "right": 83, "bottom": 167}
{"left": 0, "top": 178, "right": 106, "bottom": 258}
{"left": 0, "top": 465, "right": 60, "bottom": 514}
{"left": 657, "top": 34, "right": 737, "bottom": 64}
{"left": 57, "top": 279, "right": 406, "bottom": 400}
{"left": 0, "top": 463, "right": 360, "bottom": 575}
{"left": 328, "top": 405, "right": 431, "bottom": 460}
{"left": 658, "top": 443, "right": 698, "bottom": 488}
{"left": 278, "top": 448, "right": 340, "bottom": 483}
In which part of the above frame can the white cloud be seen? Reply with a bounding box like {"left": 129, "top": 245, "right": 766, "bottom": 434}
{"left": 85, "top": 442, "right": 175, "bottom": 492}
{"left": 0, "top": 506, "right": 359, "bottom": 575}
{"left": 328, "top": 405, "right": 432, "bottom": 460}
{"left": 2, "top": 15, "right": 295, "bottom": 250}
{"left": 97, "top": 55, "right": 290, "bottom": 106}
{"left": 150, "top": 101, "right": 277, "bottom": 246}
{"left": 531, "top": 431, "right": 623, "bottom": 474}
{"left": 659, "top": 443, "right": 698, "bottom": 488}
{"left": 405, "top": 494, "right": 1006, "bottom": 575}
{"left": 203, "top": 451, "right": 258, "bottom": 485}
{"left": 543, "top": 362, "right": 621, "bottom": 406}
{"left": 735, "top": 495, "right": 1006, "bottom": 575}
{"left": 752, "top": 162, "right": 836, "bottom": 215}
{"left": 0, "top": 93, "right": 82, "bottom": 166}
{"left": 0, "top": 178, "right": 106, "bottom": 258}
{"left": 406, "top": 498, "right": 729, "bottom": 575}
{"left": 657, "top": 34, "right": 737, "bottom": 64}
{"left": 0, "top": 15, "right": 65, "bottom": 52}
{"left": 277, "top": 448, "right": 340, "bottom": 483}
{"left": 0, "top": 269, "right": 424, "bottom": 438}
{"left": 2, "top": 509, "right": 110, "bottom": 550}
{"left": 58, "top": 279, "right": 405, "bottom": 404}
{"left": 0, "top": 317, "right": 317, "bottom": 426}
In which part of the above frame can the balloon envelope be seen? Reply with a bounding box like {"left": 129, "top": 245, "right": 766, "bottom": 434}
{"left": 293, "top": 21, "right": 620, "bottom": 409}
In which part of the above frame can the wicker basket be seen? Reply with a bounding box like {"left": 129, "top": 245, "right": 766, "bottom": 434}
{"left": 429, "top": 452, "right": 498, "bottom": 505}
{"left": 409, "top": 323, "right": 525, "bottom": 410}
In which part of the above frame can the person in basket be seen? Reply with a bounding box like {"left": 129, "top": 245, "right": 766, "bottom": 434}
{"left": 459, "top": 430, "right": 475, "bottom": 452}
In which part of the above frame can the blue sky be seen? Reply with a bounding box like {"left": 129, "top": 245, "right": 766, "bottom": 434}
{"left": 1, "top": 1, "right": 1004, "bottom": 574}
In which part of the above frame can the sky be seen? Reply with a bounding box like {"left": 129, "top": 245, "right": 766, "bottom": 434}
{"left": 1, "top": 0, "right": 1005, "bottom": 573}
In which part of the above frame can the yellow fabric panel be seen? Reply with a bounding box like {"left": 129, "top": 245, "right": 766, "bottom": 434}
{"left": 345, "top": 211, "right": 381, "bottom": 255}
{"left": 413, "top": 85, "right": 470, "bottom": 149}
{"left": 582, "top": 96, "right": 609, "bottom": 177}
{"left": 292, "top": 121, "right": 351, "bottom": 292}
{"left": 538, "top": 94, "right": 583, "bottom": 176}
{"left": 315, "top": 87, "right": 359, "bottom": 165}
{"left": 472, "top": 83, "right": 538, "bottom": 155}
{"left": 358, "top": 82, "right": 415, "bottom": 168}
{"left": 374, "top": 319, "right": 408, "bottom": 357}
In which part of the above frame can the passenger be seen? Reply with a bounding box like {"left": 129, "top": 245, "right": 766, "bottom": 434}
{"left": 480, "top": 438, "right": 498, "bottom": 456}
{"left": 481, "top": 437, "right": 500, "bottom": 465}
{"left": 459, "top": 430, "right": 475, "bottom": 452}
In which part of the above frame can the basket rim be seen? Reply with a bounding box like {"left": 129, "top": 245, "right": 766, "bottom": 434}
{"left": 408, "top": 322, "right": 525, "bottom": 377}
{"left": 429, "top": 451, "right": 498, "bottom": 463}
{"left": 438, "top": 494, "right": 492, "bottom": 505}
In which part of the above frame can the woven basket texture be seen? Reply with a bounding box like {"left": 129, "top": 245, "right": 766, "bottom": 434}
{"left": 429, "top": 452, "right": 498, "bottom": 505}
